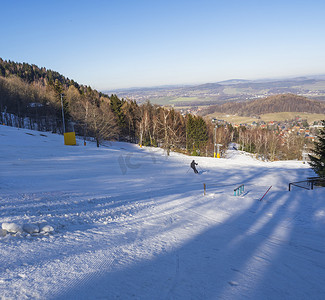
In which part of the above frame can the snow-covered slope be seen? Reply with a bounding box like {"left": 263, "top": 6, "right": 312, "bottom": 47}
{"left": 1, "top": 125, "right": 324, "bottom": 299}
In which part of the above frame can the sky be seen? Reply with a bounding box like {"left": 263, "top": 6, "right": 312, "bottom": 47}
{"left": 1, "top": 0, "right": 325, "bottom": 90}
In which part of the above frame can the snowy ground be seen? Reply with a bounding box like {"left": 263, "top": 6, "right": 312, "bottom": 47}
{"left": 1, "top": 125, "right": 325, "bottom": 299}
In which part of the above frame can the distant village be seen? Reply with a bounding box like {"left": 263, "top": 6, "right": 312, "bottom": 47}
{"left": 209, "top": 116, "right": 324, "bottom": 143}
{"left": 178, "top": 106, "right": 324, "bottom": 143}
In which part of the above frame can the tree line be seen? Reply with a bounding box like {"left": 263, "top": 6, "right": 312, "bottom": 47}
{"left": 0, "top": 58, "right": 314, "bottom": 160}
{"left": 0, "top": 59, "right": 209, "bottom": 153}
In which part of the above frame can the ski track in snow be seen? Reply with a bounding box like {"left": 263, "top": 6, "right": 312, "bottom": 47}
{"left": 1, "top": 125, "right": 325, "bottom": 299}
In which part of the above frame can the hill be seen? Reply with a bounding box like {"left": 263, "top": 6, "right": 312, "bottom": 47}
{"left": 107, "top": 76, "right": 325, "bottom": 106}
{"left": 0, "top": 57, "right": 113, "bottom": 132}
{"left": 201, "top": 94, "right": 325, "bottom": 117}
{"left": 1, "top": 125, "right": 325, "bottom": 299}
{"left": 0, "top": 58, "right": 194, "bottom": 149}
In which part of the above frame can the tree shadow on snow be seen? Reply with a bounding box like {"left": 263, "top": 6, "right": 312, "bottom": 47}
{"left": 48, "top": 185, "right": 325, "bottom": 300}
{"left": 1, "top": 162, "right": 320, "bottom": 299}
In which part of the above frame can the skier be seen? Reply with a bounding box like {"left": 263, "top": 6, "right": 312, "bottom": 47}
{"left": 190, "top": 160, "right": 198, "bottom": 174}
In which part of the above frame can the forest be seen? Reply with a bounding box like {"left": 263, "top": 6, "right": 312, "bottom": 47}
{"left": 0, "top": 58, "right": 314, "bottom": 160}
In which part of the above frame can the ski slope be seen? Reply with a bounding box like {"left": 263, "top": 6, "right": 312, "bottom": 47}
{"left": 1, "top": 125, "right": 325, "bottom": 299}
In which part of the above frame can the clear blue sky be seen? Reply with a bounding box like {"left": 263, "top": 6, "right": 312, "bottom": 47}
{"left": 1, "top": 0, "right": 325, "bottom": 90}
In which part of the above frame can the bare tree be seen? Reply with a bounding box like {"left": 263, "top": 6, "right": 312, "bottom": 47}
{"left": 265, "top": 131, "right": 280, "bottom": 161}
{"left": 70, "top": 95, "right": 119, "bottom": 147}
{"left": 158, "top": 108, "right": 185, "bottom": 155}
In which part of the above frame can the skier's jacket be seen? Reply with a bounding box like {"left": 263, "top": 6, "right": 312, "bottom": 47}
{"left": 191, "top": 160, "right": 197, "bottom": 169}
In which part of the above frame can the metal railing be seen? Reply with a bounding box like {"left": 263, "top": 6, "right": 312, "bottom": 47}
{"left": 289, "top": 177, "right": 325, "bottom": 191}
{"left": 203, "top": 183, "right": 245, "bottom": 196}
{"left": 234, "top": 184, "right": 245, "bottom": 196}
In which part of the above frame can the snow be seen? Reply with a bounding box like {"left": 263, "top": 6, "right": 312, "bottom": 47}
{"left": 22, "top": 224, "right": 40, "bottom": 234}
{"left": 1, "top": 125, "right": 325, "bottom": 299}
{"left": 2, "top": 223, "right": 23, "bottom": 234}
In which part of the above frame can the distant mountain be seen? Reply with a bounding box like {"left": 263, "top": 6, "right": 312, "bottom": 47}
{"left": 216, "top": 79, "right": 250, "bottom": 85}
{"left": 201, "top": 94, "right": 325, "bottom": 116}
{"left": 106, "top": 75, "right": 325, "bottom": 106}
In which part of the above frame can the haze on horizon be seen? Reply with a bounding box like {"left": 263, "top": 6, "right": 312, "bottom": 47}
{"left": 1, "top": 0, "right": 325, "bottom": 91}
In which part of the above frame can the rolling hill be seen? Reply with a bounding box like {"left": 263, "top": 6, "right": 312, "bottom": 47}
{"left": 201, "top": 94, "right": 325, "bottom": 117}
{"left": 106, "top": 76, "right": 325, "bottom": 106}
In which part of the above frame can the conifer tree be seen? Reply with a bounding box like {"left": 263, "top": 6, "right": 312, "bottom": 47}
{"left": 309, "top": 120, "right": 325, "bottom": 177}
{"left": 186, "top": 115, "right": 208, "bottom": 155}
{"left": 110, "top": 94, "right": 125, "bottom": 127}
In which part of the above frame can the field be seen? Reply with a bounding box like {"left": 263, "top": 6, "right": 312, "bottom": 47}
{"left": 294, "top": 81, "right": 325, "bottom": 91}
{"left": 170, "top": 96, "right": 200, "bottom": 103}
{"left": 150, "top": 96, "right": 210, "bottom": 105}
{"left": 206, "top": 112, "right": 325, "bottom": 124}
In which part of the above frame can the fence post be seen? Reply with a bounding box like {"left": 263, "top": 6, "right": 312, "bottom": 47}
{"left": 203, "top": 183, "right": 206, "bottom": 196}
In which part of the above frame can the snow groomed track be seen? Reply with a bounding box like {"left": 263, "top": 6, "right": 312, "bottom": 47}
{"left": 1, "top": 125, "right": 324, "bottom": 299}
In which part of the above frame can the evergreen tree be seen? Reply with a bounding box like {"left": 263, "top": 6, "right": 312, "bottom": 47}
{"left": 110, "top": 94, "right": 126, "bottom": 129}
{"left": 309, "top": 120, "right": 325, "bottom": 177}
{"left": 186, "top": 114, "right": 195, "bottom": 152}
{"left": 122, "top": 100, "right": 139, "bottom": 143}
{"left": 186, "top": 115, "right": 208, "bottom": 155}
